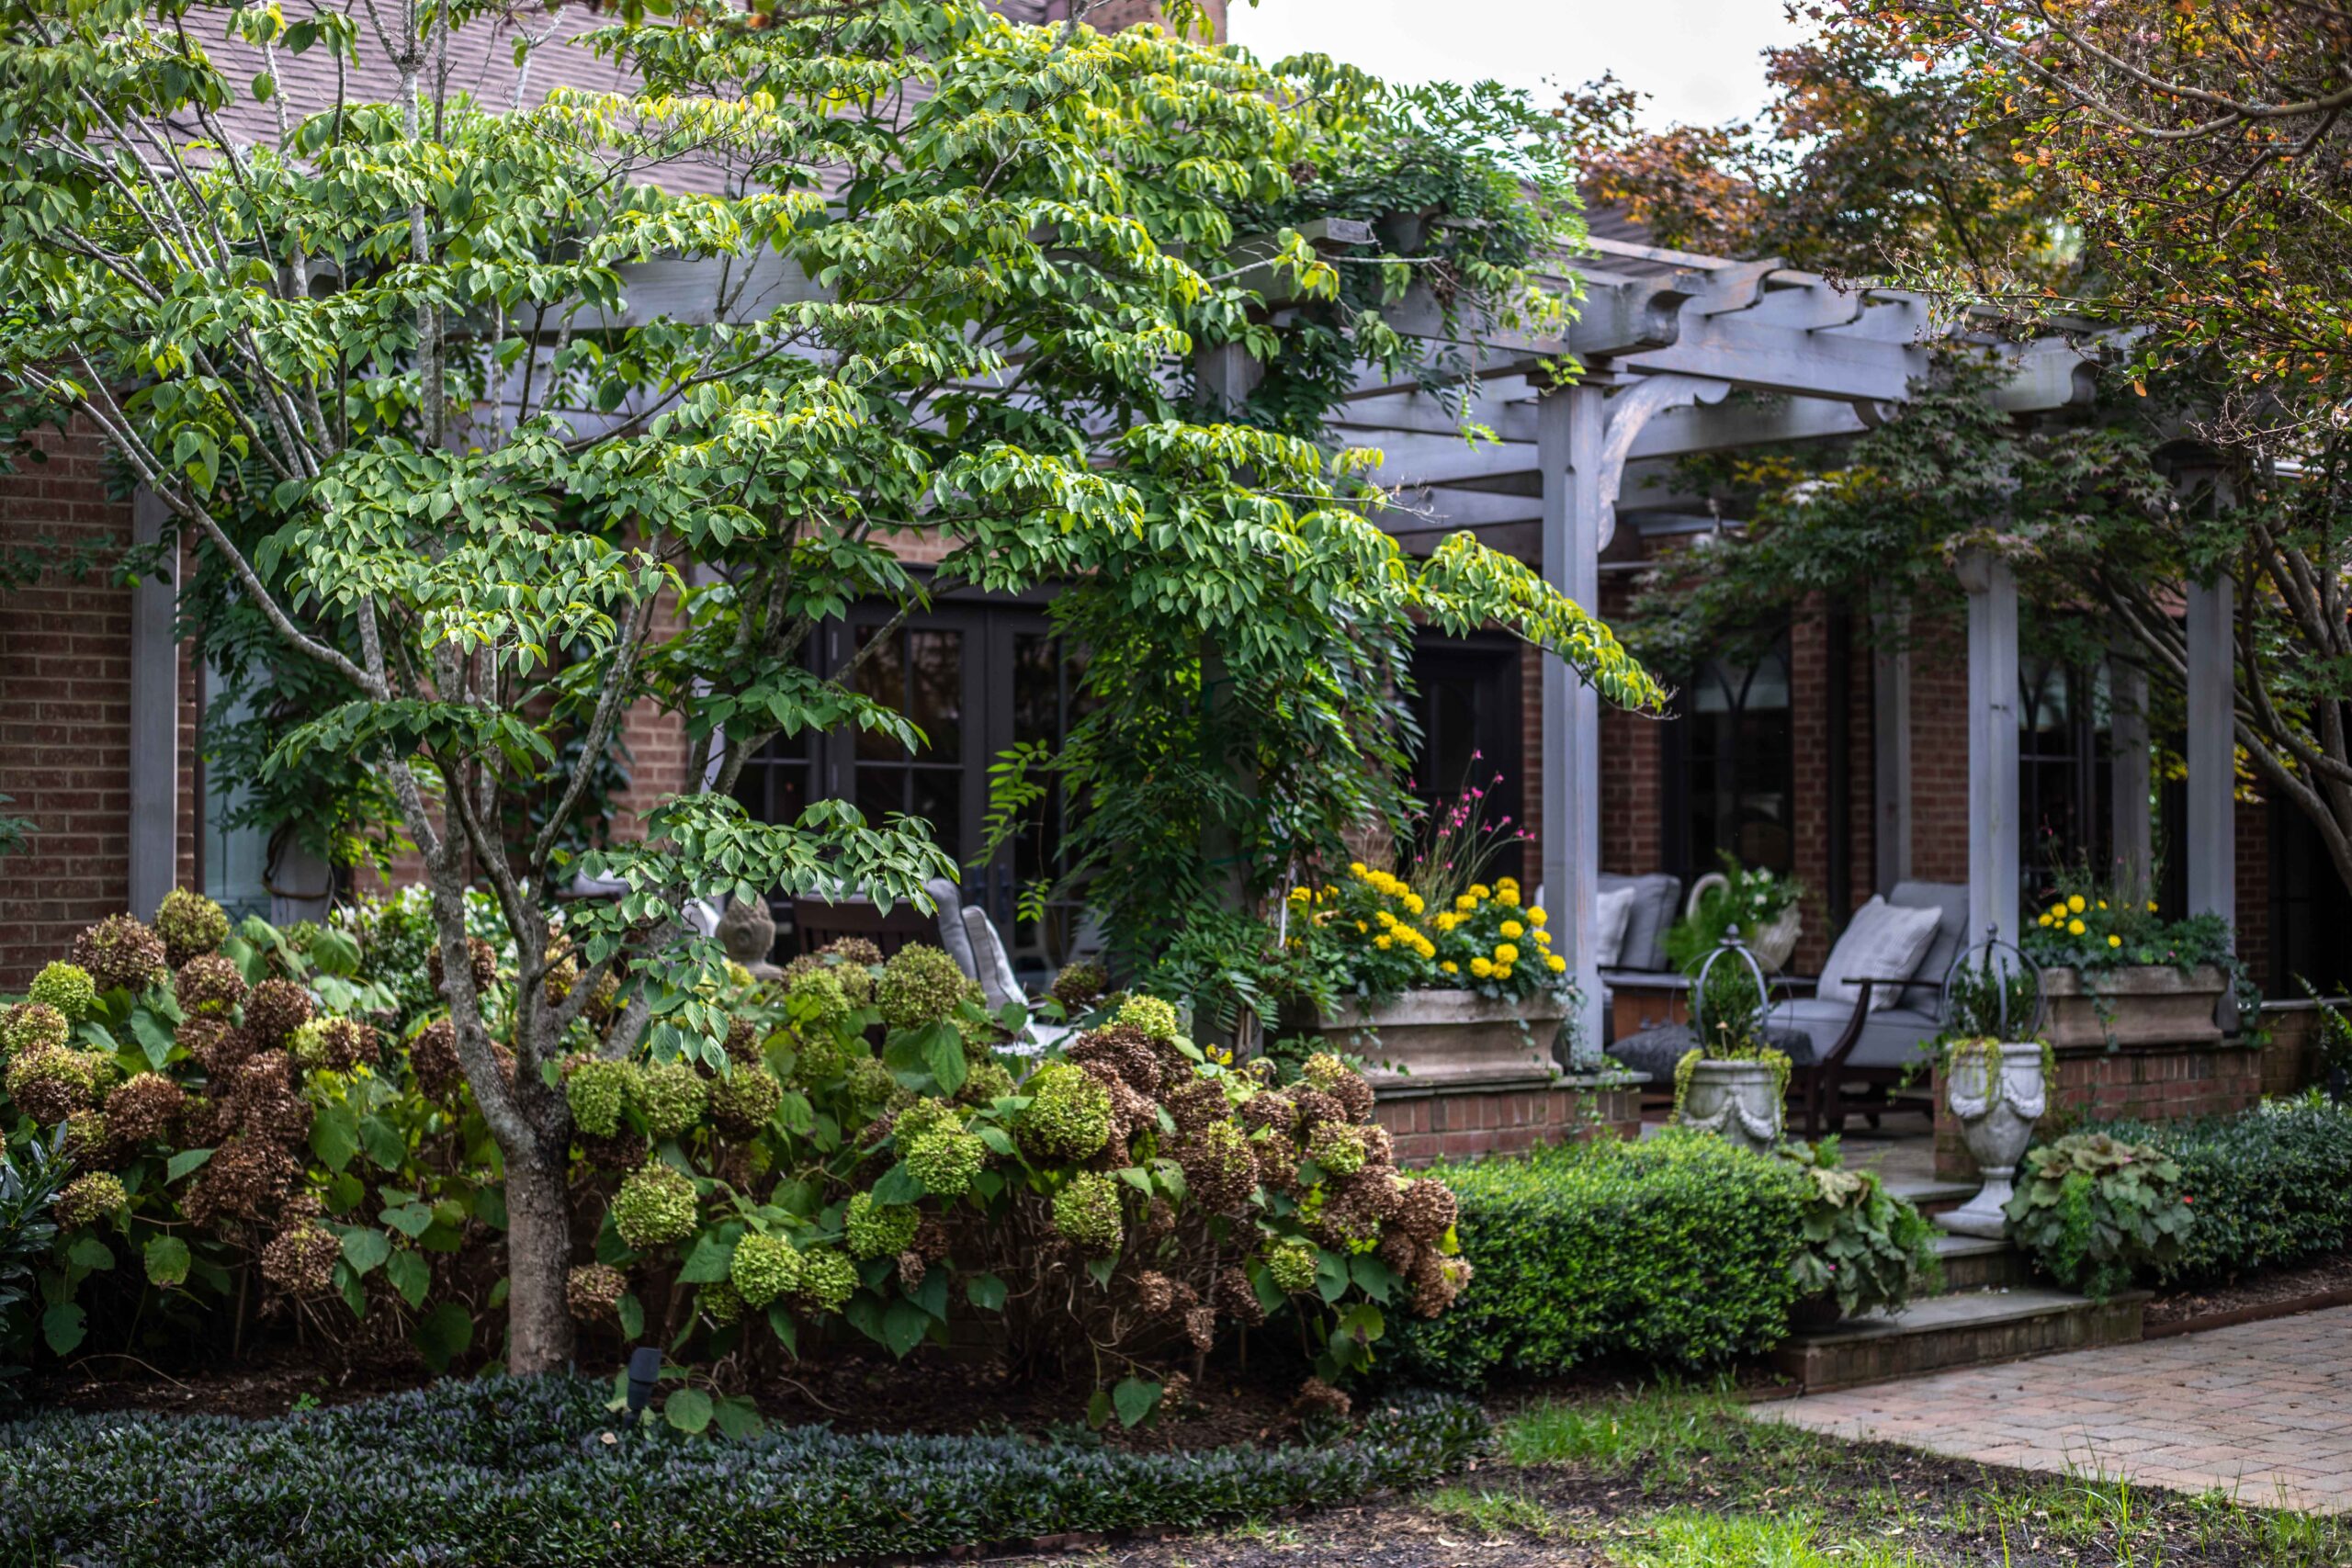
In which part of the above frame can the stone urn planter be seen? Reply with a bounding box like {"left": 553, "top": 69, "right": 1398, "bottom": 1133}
{"left": 1287, "top": 989, "right": 1563, "bottom": 1094}
{"left": 1940, "top": 1041, "right": 2048, "bottom": 1239}
{"left": 1676, "top": 1058, "right": 1784, "bottom": 1154}
{"left": 2041, "top": 964, "right": 2227, "bottom": 1049}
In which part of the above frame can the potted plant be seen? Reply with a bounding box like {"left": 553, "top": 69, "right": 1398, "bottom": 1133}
{"left": 2022, "top": 874, "right": 2241, "bottom": 1048}
{"left": 1781, "top": 1138, "right": 1941, "bottom": 1327}
{"left": 1668, "top": 854, "right": 1806, "bottom": 976}
{"left": 1671, "top": 937, "right": 1789, "bottom": 1153}
{"left": 1937, "top": 949, "right": 2052, "bottom": 1239}
{"left": 1278, "top": 773, "right": 1573, "bottom": 1092}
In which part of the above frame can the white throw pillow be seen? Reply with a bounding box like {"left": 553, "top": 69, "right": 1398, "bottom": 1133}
{"left": 1593, "top": 886, "right": 1637, "bottom": 969}
{"left": 1817, "top": 897, "right": 1942, "bottom": 1012}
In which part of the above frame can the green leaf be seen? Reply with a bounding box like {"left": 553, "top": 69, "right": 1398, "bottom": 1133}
{"left": 922, "top": 1025, "right": 967, "bottom": 1096}
{"left": 775, "top": 1091, "right": 815, "bottom": 1136}
{"left": 976, "top": 1124, "right": 1015, "bottom": 1157}
{"left": 339, "top": 1227, "right": 391, "bottom": 1276}
{"left": 842, "top": 1294, "right": 887, "bottom": 1347}
{"left": 358, "top": 1114, "right": 406, "bottom": 1171}
{"left": 42, "top": 1303, "right": 84, "bottom": 1355}
{"left": 965, "top": 1271, "right": 1007, "bottom": 1311}
{"left": 166, "top": 1147, "right": 214, "bottom": 1183}
{"left": 337, "top": 1262, "right": 366, "bottom": 1319}
{"left": 869, "top": 1163, "right": 923, "bottom": 1207}
{"left": 413, "top": 1303, "right": 473, "bottom": 1371}
{"left": 764, "top": 1303, "right": 798, "bottom": 1357}
{"left": 677, "top": 1227, "right": 740, "bottom": 1284}
{"left": 128, "top": 1009, "right": 175, "bottom": 1071}
{"left": 1315, "top": 1248, "right": 1351, "bottom": 1304}
{"left": 1112, "top": 1376, "right": 1161, "bottom": 1429}
{"left": 385, "top": 1249, "right": 431, "bottom": 1309}
{"left": 663, "top": 1387, "right": 713, "bottom": 1435}
{"left": 713, "top": 1393, "right": 766, "bottom": 1441}
{"left": 382, "top": 1202, "right": 434, "bottom": 1238}
{"left": 66, "top": 1235, "right": 113, "bottom": 1272}
{"left": 881, "top": 1298, "right": 930, "bottom": 1358}
{"left": 143, "top": 1235, "right": 191, "bottom": 1289}
{"left": 616, "top": 1292, "right": 644, "bottom": 1339}
{"left": 311, "top": 1106, "right": 359, "bottom": 1172}
{"left": 1086, "top": 1387, "right": 1113, "bottom": 1429}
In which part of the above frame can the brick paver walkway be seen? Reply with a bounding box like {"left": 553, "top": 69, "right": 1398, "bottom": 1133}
{"left": 1758, "top": 1305, "right": 2352, "bottom": 1512}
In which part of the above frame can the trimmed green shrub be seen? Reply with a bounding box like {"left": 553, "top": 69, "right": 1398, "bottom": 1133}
{"left": 2073, "top": 1094, "right": 2352, "bottom": 1285}
{"left": 2005, "top": 1132, "right": 2190, "bottom": 1298}
{"left": 1392, "top": 1131, "right": 1809, "bottom": 1386}
{"left": 0, "top": 1376, "right": 1488, "bottom": 1566}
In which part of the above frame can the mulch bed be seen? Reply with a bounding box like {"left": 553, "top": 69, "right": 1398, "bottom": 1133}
{"left": 2143, "top": 1251, "right": 2352, "bottom": 1335}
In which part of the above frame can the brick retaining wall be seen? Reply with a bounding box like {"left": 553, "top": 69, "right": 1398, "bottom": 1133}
{"left": 1375, "top": 1076, "right": 1642, "bottom": 1165}
{"left": 1932, "top": 1043, "right": 2265, "bottom": 1180}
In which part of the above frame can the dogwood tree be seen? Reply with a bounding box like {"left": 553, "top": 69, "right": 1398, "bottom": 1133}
{"left": 0, "top": 0, "right": 1657, "bottom": 1372}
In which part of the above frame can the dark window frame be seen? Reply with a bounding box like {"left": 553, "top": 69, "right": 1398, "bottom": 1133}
{"left": 1662, "top": 630, "right": 1797, "bottom": 880}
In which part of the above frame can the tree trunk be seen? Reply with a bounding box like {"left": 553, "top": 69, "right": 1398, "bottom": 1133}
{"left": 503, "top": 1144, "right": 576, "bottom": 1376}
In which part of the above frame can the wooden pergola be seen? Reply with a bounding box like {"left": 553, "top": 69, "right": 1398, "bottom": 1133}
{"left": 606, "top": 221, "right": 2240, "bottom": 1047}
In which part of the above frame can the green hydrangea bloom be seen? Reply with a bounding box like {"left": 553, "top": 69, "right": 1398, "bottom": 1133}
{"left": 905, "top": 1128, "right": 987, "bottom": 1197}
{"left": 28, "top": 964, "right": 96, "bottom": 1022}
{"left": 958, "top": 1058, "right": 1014, "bottom": 1107}
{"left": 845, "top": 1191, "right": 920, "bottom": 1259}
{"left": 889, "top": 1096, "right": 957, "bottom": 1145}
{"left": 153, "top": 888, "right": 230, "bottom": 965}
{"left": 632, "top": 1060, "right": 707, "bottom": 1140}
{"left": 699, "top": 1280, "right": 745, "bottom": 1326}
{"left": 53, "top": 1171, "right": 128, "bottom": 1229}
{"left": 787, "top": 1026, "right": 851, "bottom": 1086}
{"left": 1307, "top": 1122, "right": 1368, "bottom": 1177}
{"left": 845, "top": 1056, "right": 899, "bottom": 1111}
{"left": 611, "top": 1162, "right": 698, "bottom": 1250}
{"left": 875, "top": 944, "right": 979, "bottom": 1030}
{"left": 1014, "top": 1061, "right": 1113, "bottom": 1161}
{"left": 0, "top": 1003, "right": 70, "bottom": 1059}
{"left": 1051, "top": 1171, "right": 1124, "bottom": 1255}
{"left": 566, "top": 1059, "right": 639, "bottom": 1138}
{"left": 729, "top": 1231, "right": 804, "bottom": 1308}
{"left": 1300, "top": 1053, "right": 1352, "bottom": 1092}
{"left": 1265, "top": 1237, "right": 1319, "bottom": 1294}
{"left": 796, "top": 1247, "right": 858, "bottom": 1314}
{"left": 786, "top": 968, "right": 854, "bottom": 1028}
{"left": 1114, "top": 995, "right": 1180, "bottom": 1043}
{"left": 707, "top": 1065, "right": 785, "bottom": 1134}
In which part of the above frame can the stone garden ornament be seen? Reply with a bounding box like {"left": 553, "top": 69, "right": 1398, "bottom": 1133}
{"left": 1677, "top": 930, "right": 1787, "bottom": 1154}
{"left": 1939, "top": 928, "right": 2048, "bottom": 1240}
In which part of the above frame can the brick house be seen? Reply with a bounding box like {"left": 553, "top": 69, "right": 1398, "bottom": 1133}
{"left": 4, "top": 0, "right": 2339, "bottom": 1014}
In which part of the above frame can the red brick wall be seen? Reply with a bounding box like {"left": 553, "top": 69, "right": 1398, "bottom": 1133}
{"left": 1375, "top": 1081, "right": 1641, "bottom": 1166}
{"left": 0, "top": 423, "right": 199, "bottom": 987}
{"left": 1906, "top": 617, "right": 1972, "bottom": 886}
{"left": 1933, "top": 1043, "right": 2264, "bottom": 1179}
{"left": 1597, "top": 580, "right": 1662, "bottom": 874}
{"left": 1787, "top": 609, "right": 1834, "bottom": 973}
{"left": 2233, "top": 795, "right": 2269, "bottom": 988}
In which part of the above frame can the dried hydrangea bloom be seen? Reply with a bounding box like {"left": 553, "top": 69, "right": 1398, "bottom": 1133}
{"left": 1048, "top": 960, "right": 1109, "bottom": 1011}
{"left": 1067, "top": 1024, "right": 1161, "bottom": 1096}
{"left": 72, "top": 915, "right": 166, "bottom": 996}
{"left": 0, "top": 1002, "right": 70, "bottom": 1061}
{"left": 104, "top": 1072, "right": 186, "bottom": 1146}
{"left": 6, "top": 1045, "right": 96, "bottom": 1123}
{"left": 1216, "top": 1265, "right": 1265, "bottom": 1327}
{"left": 53, "top": 1171, "right": 128, "bottom": 1229}
{"left": 184, "top": 1138, "right": 300, "bottom": 1230}
{"left": 260, "top": 1224, "right": 342, "bottom": 1296}
{"left": 1395, "top": 1177, "right": 1459, "bottom": 1246}
{"left": 407, "top": 1020, "right": 465, "bottom": 1105}
{"left": 426, "top": 935, "right": 500, "bottom": 1000}
{"left": 240, "top": 978, "right": 314, "bottom": 1046}
{"left": 1176, "top": 1120, "right": 1257, "bottom": 1214}
{"left": 1292, "top": 1377, "right": 1352, "bottom": 1423}
{"left": 1136, "top": 1269, "right": 1176, "bottom": 1317}
{"left": 707, "top": 1064, "right": 784, "bottom": 1138}
{"left": 567, "top": 1262, "right": 628, "bottom": 1323}
{"left": 153, "top": 888, "right": 230, "bottom": 967}
{"left": 290, "top": 1017, "right": 373, "bottom": 1076}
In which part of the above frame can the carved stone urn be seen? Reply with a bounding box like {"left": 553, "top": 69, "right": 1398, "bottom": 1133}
{"left": 1678, "top": 1058, "right": 1784, "bottom": 1154}
{"left": 1940, "top": 1041, "right": 2048, "bottom": 1238}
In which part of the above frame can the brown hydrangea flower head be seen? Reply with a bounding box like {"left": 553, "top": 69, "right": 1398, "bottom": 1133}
{"left": 173, "top": 954, "right": 247, "bottom": 1021}
{"left": 408, "top": 1020, "right": 465, "bottom": 1104}
{"left": 567, "top": 1262, "right": 628, "bottom": 1323}
{"left": 72, "top": 915, "right": 167, "bottom": 996}
{"left": 105, "top": 1072, "right": 186, "bottom": 1145}
{"left": 260, "top": 1224, "right": 342, "bottom": 1295}
{"left": 240, "top": 978, "right": 314, "bottom": 1045}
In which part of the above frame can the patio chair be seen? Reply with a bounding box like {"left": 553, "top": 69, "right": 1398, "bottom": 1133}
{"left": 1595, "top": 871, "right": 1690, "bottom": 1044}
{"left": 790, "top": 890, "right": 939, "bottom": 957}
{"left": 1767, "top": 880, "right": 1968, "bottom": 1137}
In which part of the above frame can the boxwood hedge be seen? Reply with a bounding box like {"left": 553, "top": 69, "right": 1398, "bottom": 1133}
{"left": 0, "top": 1375, "right": 1487, "bottom": 1566}
{"left": 1390, "top": 1131, "right": 1808, "bottom": 1387}
{"left": 2075, "top": 1094, "right": 2352, "bottom": 1286}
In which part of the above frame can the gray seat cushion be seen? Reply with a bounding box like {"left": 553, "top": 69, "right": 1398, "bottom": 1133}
{"left": 1888, "top": 880, "right": 1968, "bottom": 1013}
{"left": 1606, "top": 1021, "right": 1815, "bottom": 1084}
{"left": 1767, "top": 998, "right": 1941, "bottom": 1072}
{"left": 1599, "top": 873, "right": 1682, "bottom": 974}
{"left": 926, "top": 878, "right": 978, "bottom": 980}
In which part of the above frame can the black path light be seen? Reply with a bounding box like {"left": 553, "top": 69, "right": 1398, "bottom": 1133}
{"left": 626, "top": 1345, "right": 662, "bottom": 1421}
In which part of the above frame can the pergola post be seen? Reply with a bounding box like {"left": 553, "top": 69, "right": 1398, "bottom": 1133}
{"left": 1537, "top": 383, "right": 1605, "bottom": 1057}
{"left": 1959, "top": 549, "right": 2020, "bottom": 947}
{"left": 128, "top": 489, "right": 178, "bottom": 921}
{"left": 1871, "top": 609, "right": 1912, "bottom": 894}
{"left": 2186, "top": 575, "right": 2236, "bottom": 922}
{"left": 2109, "top": 644, "right": 2154, "bottom": 898}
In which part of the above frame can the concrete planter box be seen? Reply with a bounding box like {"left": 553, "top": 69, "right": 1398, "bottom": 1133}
{"left": 2041, "top": 964, "right": 2228, "bottom": 1049}
{"left": 1290, "top": 989, "right": 1563, "bottom": 1095}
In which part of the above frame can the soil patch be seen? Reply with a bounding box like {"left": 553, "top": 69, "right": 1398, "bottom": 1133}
{"left": 2144, "top": 1251, "right": 2352, "bottom": 1335}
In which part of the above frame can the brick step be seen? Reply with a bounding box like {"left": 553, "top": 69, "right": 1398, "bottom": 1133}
{"left": 1771, "top": 1287, "right": 2147, "bottom": 1393}
{"left": 1927, "top": 1233, "right": 2031, "bottom": 1293}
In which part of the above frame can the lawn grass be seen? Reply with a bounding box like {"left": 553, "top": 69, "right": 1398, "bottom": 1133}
{"left": 1433, "top": 1381, "right": 2352, "bottom": 1567}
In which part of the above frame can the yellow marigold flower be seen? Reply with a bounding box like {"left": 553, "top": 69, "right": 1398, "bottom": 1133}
{"left": 1497, "top": 876, "right": 1519, "bottom": 894}
{"left": 1454, "top": 894, "right": 1476, "bottom": 912}
{"left": 1469, "top": 957, "right": 1494, "bottom": 978}
{"left": 1356, "top": 921, "right": 1369, "bottom": 933}
{"left": 1493, "top": 943, "right": 1520, "bottom": 964}
{"left": 1374, "top": 934, "right": 1393, "bottom": 950}
{"left": 1545, "top": 953, "right": 1568, "bottom": 974}
{"left": 1350, "top": 861, "right": 1368, "bottom": 876}
{"left": 1527, "top": 908, "right": 1546, "bottom": 927}
{"left": 2067, "top": 919, "right": 2086, "bottom": 936}
{"left": 2098, "top": 900, "right": 2108, "bottom": 910}
{"left": 2049, "top": 902, "right": 2068, "bottom": 919}
{"left": 1375, "top": 909, "right": 1396, "bottom": 928}
{"left": 1497, "top": 888, "right": 1520, "bottom": 907}
{"left": 1532, "top": 929, "right": 1550, "bottom": 946}
{"left": 2147, "top": 900, "right": 2160, "bottom": 912}
{"left": 1494, "top": 964, "right": 1513, "bottom": 980}
{"left": 2039, "top": 915, "right": 2053, "bottom": 928}
{"left": 2108, "top": 933, "right": 2123, "bottom": 948}
{"left": 1403, "top": 893, "right": 1425, "bottom": 915}
{"left": 2067, "top": 894, "right": 2086, "bottom": 914}
{"left": 1468, "top": 884, "right": 1490, "bottom": 900}
{"left": 1288, "top": 886, "right": 1310, "bottom": 904}
{"left": 1441, "top": 961, "right": 1459, "bottom": 975}
{"left": 1500, "top": 919, "right": 1524, "bottom": 940}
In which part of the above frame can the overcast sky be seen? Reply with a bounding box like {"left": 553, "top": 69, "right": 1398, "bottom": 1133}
{"left": 1225, "top": 0, "right": 1804, "bottom": 129}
